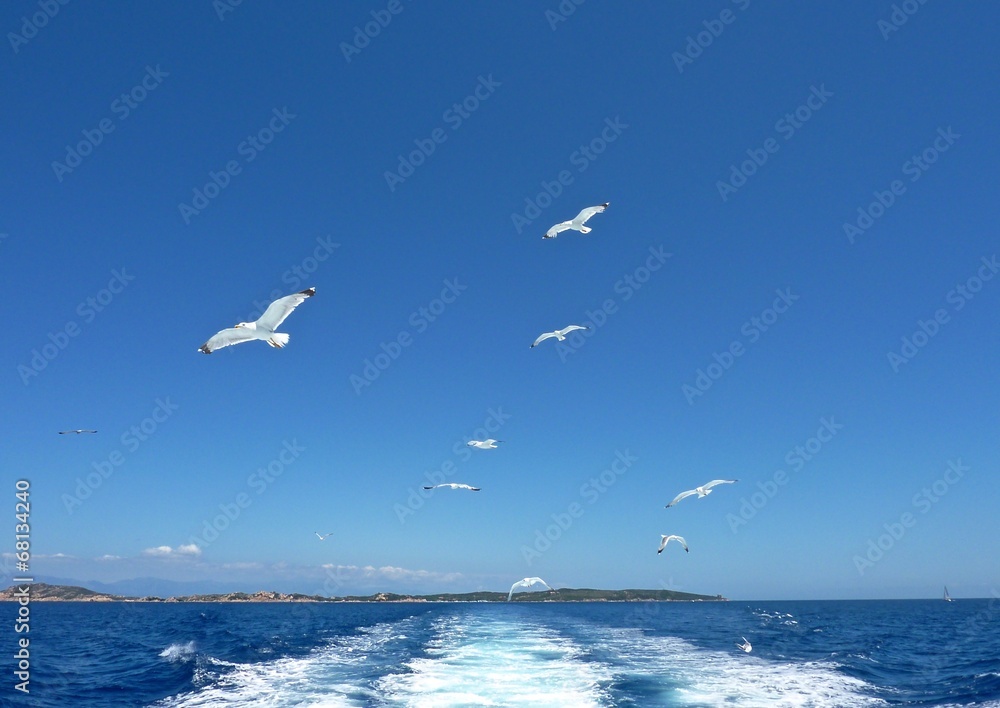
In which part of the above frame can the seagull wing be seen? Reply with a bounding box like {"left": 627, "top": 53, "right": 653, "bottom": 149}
{"left": 199, "top": 327, "right": 257, "bottom": 354}
{"left": 531, "top": 331, "right": 557, "bottom": 347}
{"left": 257, "top": 287, "right": 316, "bottom": 331}
{"left": 571, "top": 203, "right": 609, "bottom": 227}
{"left": 702, "top": 479, "right": 738, "bottom": 491}
{"left": 665, "top": 489, "right": 698, "bottom": 508}
{"left": 544, "top": 220, "right": 574, "bottom": 238}
{"left": 557, "top": 325, "right": 588, "bottom": 337}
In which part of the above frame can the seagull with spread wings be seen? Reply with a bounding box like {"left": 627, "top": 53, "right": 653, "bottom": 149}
{"left": 58, "top": 429, "right": 98, "bottom": 435}
{"left": 198, "top": 287, "right": 315, "bottom": 353}
{"left": 508, "top": 577, "right": 554, "bottom": 601}
{"left": 665, "top": 479, "right": 739, "bottom": 508}
{"left": 467, "top": 439, "right": 503, "bottom": 449}
{"left": 657, "top": 535, "right": 689, "bottom": 555}
{"left": 314, "top": 532, "right": 334, "bottom": 541}
{"left": 422, "top": 483, "right": 481, "bottom": 492}
{"left": 543, "top": 202, "right": 609, "bottom": 239}
{"left": 530, "top": 325, "right": 589, "bottom": 348}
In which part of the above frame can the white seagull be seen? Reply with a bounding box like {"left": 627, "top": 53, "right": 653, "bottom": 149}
{"left": 423, "top": 483, "right": 481, "bottom": 492}
{"left": 736, "top": 637, "right": 752, "bottom": 653}
{"left": 508, "top": 577, "right": 554, "bottom": 601}
{"left": 665, "top": 479, "right": 739, "bottom": 508}
{"left": 530, "top": 325, "right": 589, "bottom": 348}
{"left": 314, "top": 532, "right": 334, "bottom": 541}
{"left": 543, "top": 202, "right": 609, "bottom": 239}
{"left": 58, "top": 429, "right": 98, "bottom": 435}
{"left": 657, "top": 535, "right": 689, "bottom": 555}
{"left": 198, "top": 287, "right": 316, "bottom": 354}
{"left": 467, "top": 439, "right": 503, "bottom": 449}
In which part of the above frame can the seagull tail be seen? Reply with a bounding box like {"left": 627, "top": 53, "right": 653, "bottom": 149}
{"left": 580, "top": 226, "right": 592, "bottom": 234}
{"left": 268, "top": 332, "right": 290, "bottom": 349}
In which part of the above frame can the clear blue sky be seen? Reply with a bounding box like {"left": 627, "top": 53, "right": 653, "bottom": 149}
{"left": 3, "top": 1, "right": 998, "bottom": 600}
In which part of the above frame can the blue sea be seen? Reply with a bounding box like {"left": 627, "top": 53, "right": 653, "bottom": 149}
{"left": 6, "top": 599, "right": 1000, "bottom": 706}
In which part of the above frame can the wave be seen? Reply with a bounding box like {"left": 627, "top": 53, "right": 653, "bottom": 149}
{"left": 159, "top": 641, "right": 197, "bottom": 663}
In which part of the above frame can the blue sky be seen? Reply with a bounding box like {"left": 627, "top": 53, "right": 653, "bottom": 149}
{"left": 2, "top": 1, "right": 998, "bottom": 600}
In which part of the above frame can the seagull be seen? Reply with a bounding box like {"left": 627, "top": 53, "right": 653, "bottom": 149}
{"left": 736, "top": 637, "right": 752, "bottom": 653}
{"left": 314, "top": 532, "right": 334, "bottom": 541}
{"left": 665, "top": 479, "right": 739, "bottom": 508}
{"left": 422, "top": 483, "right": 481, "bottom": 491}
{"left": 508, "top": 577, "right": 554, "bottom": 601}
{"left": 543, "top": 202, "right": 609, "bottom": 239}
{"left": 198, "top": 287, "right": 316, "bottom": 354}
{"left": 657, "top": 535, "right": 689, "bottom": 555}
{"left": 58, "top": 430, "right": 98, "bottom": 434}
{"left": 530, "top": 325, "right": 589, "bottom": 348}
{"left": 467, "top": 439, "right": 503, "bottom": 449}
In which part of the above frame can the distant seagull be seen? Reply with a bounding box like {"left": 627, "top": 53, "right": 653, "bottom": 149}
{"left": 508, "top": 576, "right": 554, "bottom": 601}
{"left": 423, "top": 483, "right": 481, "bottom": 492}
{"left": 314, "top": 532, "right": 334, "bottom": 541}
{"left": 530, "top": 325, "right": 589, "bottom": 348}
{"left": 657, "top": 535, "right": 689, "bottom": 555}
{"left": 736, "top": 637, "right": 752, "bottom": 653}
{"left": 467, "top": 439, "right": 503, "bottom": 450}
{"left": 665, "top": 479, "right": 739, "bottom": 508}
{"left": 198, "top": 287, "right": 316, "bottom": 354}
{"left": 58, "top": 429, "right": 98, "bottom": 435}
{"left": 543, "top": 202, "right": 609, "bottom": 239}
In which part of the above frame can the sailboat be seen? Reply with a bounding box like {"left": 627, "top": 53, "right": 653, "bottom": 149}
{"left": 943, "top": 586, "right": 953, "bottom": 602}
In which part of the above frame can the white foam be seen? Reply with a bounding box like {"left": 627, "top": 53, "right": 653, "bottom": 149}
{"left": 160, "top": 641, "right": 197, "bottom": 662}
{"left": 587, "top": 626, "right": 888, "bottom": 707}
{"left": 377, "top": 614, "right": 613, "bottom": 706}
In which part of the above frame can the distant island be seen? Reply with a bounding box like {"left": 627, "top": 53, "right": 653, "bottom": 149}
{"left": 1, "top": 583, "right": 725, "bottom": 603}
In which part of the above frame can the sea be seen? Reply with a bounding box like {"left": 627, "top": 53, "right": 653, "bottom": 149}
{"left": 5, "top": 599, "right": 1000, "bottom": 707}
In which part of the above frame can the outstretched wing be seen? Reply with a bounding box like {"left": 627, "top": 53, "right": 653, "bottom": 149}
{"left": 531, "top": 331, "right": 557, "bottom": 348}
{"left": 571, "top": 202, "right": 609, "bottom": 227}
{"left": 557, "top": 325, "right": 588, "bottom": 337}
{"left": 199, "top": 327, "right": 256, "bottom": 354}
{"left": 665, "top": 489, "right": 697, "bottom": 508}
{"left": 703, "top": 479, "right": 738, "bottom": 491}
{"left": 544, "top": 220, "right": 574, "bottom": 239}
{"left": 257, "top": 287, "right": 316, "bottom": 331}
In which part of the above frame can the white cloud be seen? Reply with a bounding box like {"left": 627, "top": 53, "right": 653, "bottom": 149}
{"left": 320, "top": 563, "right": 462, "bottom": 584}
{"left": 142, "top": 544, "right": 202, "bottom": 559}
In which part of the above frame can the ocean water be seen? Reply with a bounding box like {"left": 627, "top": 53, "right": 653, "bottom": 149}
{"left": 5, "top": 599, "right": 1000, "bottom": 706}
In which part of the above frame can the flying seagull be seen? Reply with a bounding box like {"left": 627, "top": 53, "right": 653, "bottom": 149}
{"left": 530, "top": 325, "right": 589, "bottom": 348}
{"left": 736, "top": 637, "right": 752, "bottom": 653}
{"left": 58, "top": 429, "right": 98, "bottom": 435}
{"left": 422, "top": 483, "right": 481, "bottom": 492}
{"left": 665, "top": 479, "right": 739, "bottom": 508}
{"left": 543, "top": 202, "right": 609, "bottom": 239}
{"left": 467, "top": 439, "right": 503, "bottom": 449}
{"left": 314, "top": 532, "right": 334, "bottom": 541}
{"left": 198, "top": 287, "right": 316, "bottom": 354}
{"left": 508, "top": 576, "right": 554, "bottom": 601}
{"left": 657, "top": 535, "right": 689, "bottom": 555}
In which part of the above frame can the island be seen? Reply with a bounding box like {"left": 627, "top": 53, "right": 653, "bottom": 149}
{"left": 1, "top": 583, "right": 725, "bottom": 603}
